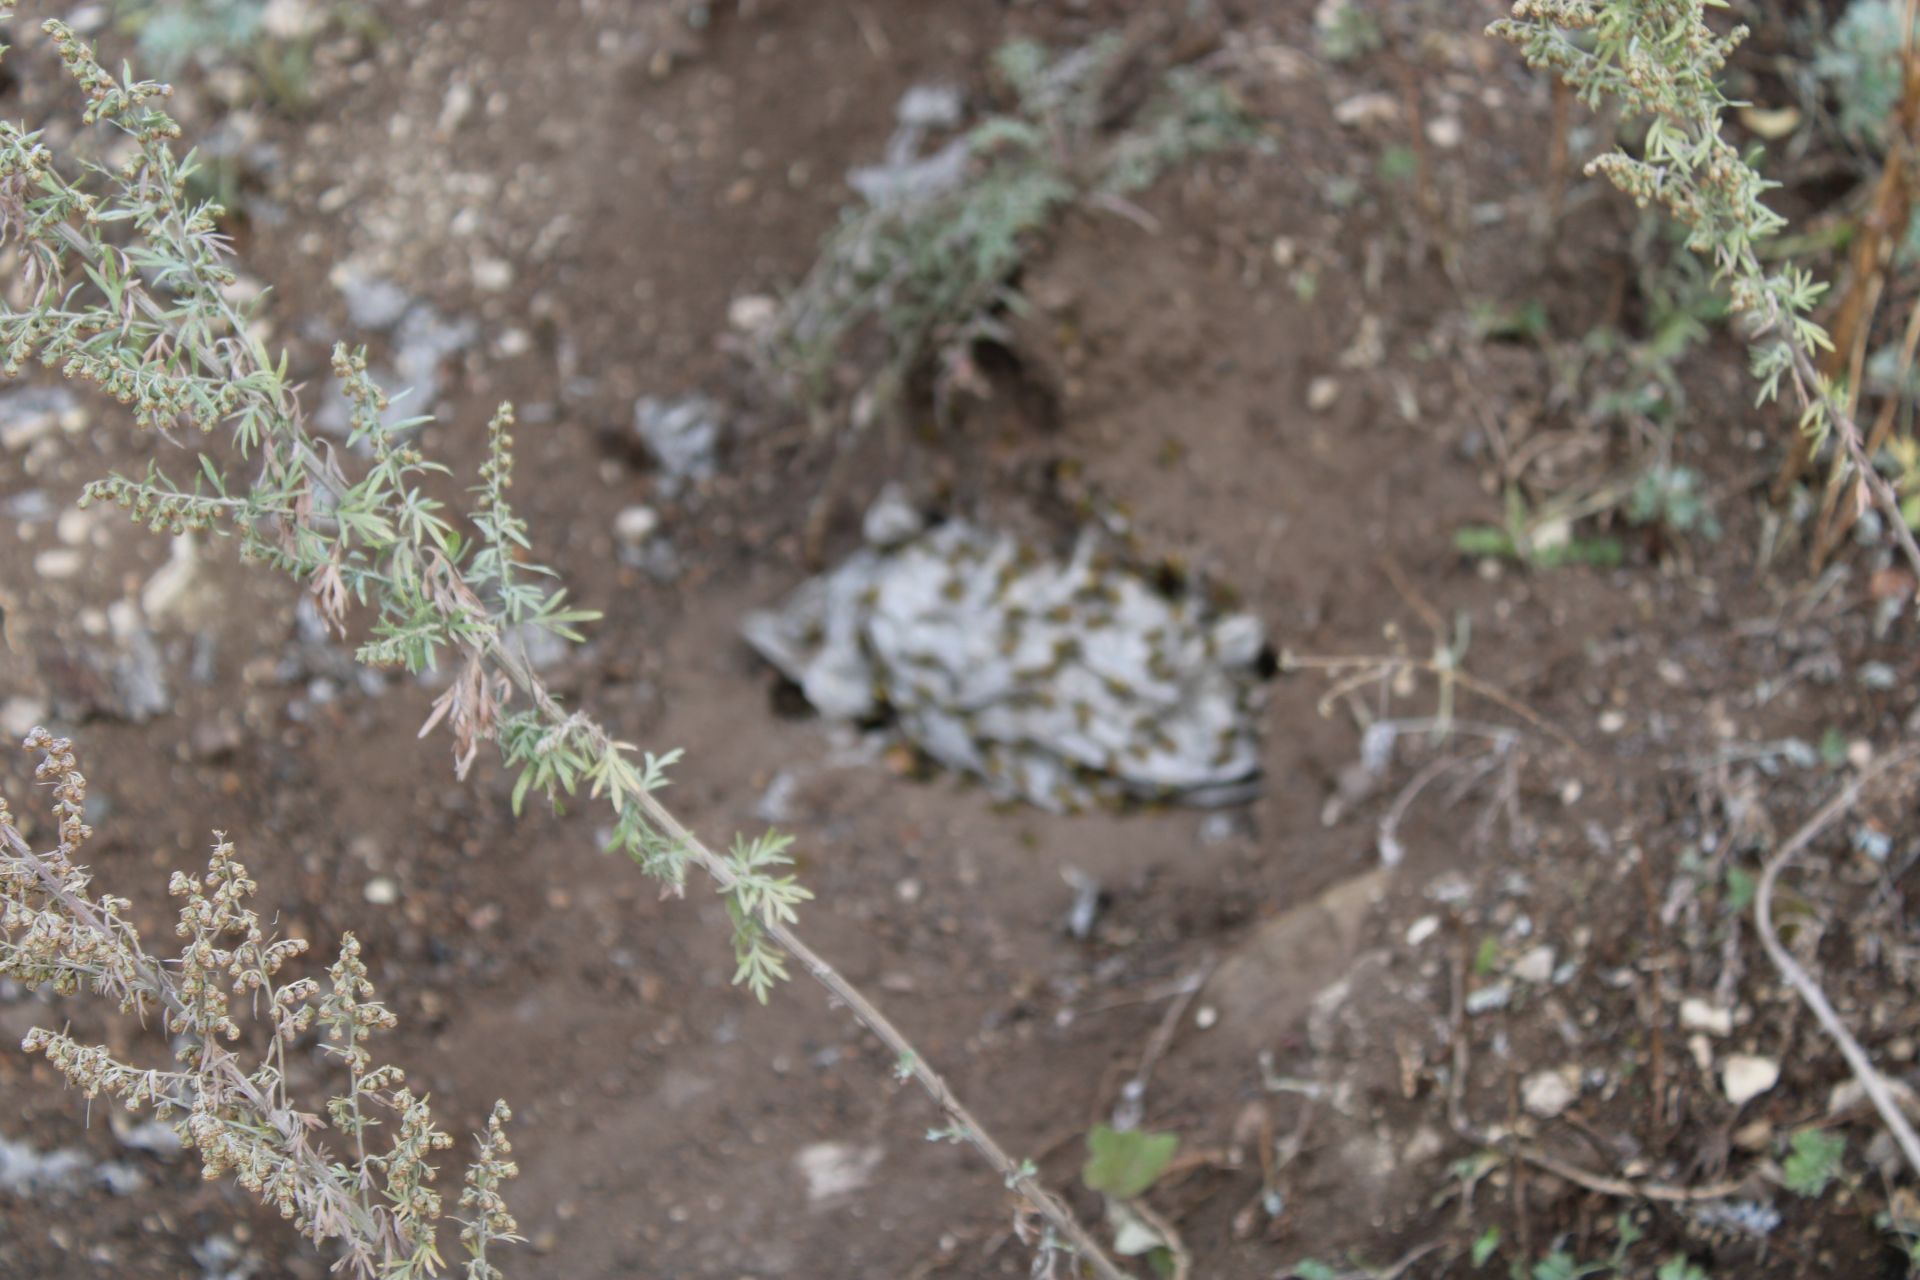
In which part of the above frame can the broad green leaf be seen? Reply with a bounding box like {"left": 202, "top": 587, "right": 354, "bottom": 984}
{"left": 1081, "top": 1125, "right": 1178, "bottom": 1200}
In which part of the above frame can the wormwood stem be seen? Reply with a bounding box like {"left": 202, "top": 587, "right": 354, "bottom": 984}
{"left": 0, "top": 14, "right": 1125, "bottom": 1275}
{"left": 486, "top": 643, "right": 1130, "bottom": 1280}
{"left": 1492, "top": 0, "right": 1920, "bottom": 590}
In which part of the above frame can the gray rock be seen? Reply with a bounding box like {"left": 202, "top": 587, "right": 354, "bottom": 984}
{"left": 0, "top": 1132, "right": 91, "bottom": 1197}
{"left": 110, "top": 629, "right": 173, "bottom": 723}
{"left": 0, "top": 696, "right": 48, "bottom": 739}
{"left": 634, "top": 394, "right": 722, "bottom": 496}
{"left": 393, "top": 306, "right": 478, "bottom": 412}
{"left": 0, "top": 490, "right": 55, "bottom": 522}
{"left": 0, "top": 386, "right": 85, "bottom": 452}
{"left": 333, "top": 267, "right": 414, "bottom": 332}
{"left": 315, "top": 303, "right": 476, "bottom": 438}
{"left": 95, "top": 1162, "right": 148, "bottom": 1196}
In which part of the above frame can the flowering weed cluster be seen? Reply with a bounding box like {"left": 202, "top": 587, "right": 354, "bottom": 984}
{"left": 0, "top": 730, "right": 521, "bottom": 1278}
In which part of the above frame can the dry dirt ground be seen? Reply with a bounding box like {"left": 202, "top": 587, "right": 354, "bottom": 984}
{"left": 3, "top": 1, "right": 1920, "bottom": 1277}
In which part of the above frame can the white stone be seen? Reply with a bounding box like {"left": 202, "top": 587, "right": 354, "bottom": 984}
{"left": 1522, "top": 1067, "right": 1579, "bottom": 1119}
{"left": 613, "top": 505, "right": 661, "bottom": 546}
{"left": 728, "top": 293, "right": 779, "bottom": 334}
{"left": 439, "top": 79, "right": 476, "bottom": 133}
{"left": 34, "top": 548, "right": 82, "bottom": 579}
{"left": 55, "top": 507, "right": 95, "bottom": 547}
{"left": 1426, "top": 116, "right": 1464, "bottom": 149}
{"left": 141, "top": 535, "right": 200, "bottom": 620}
{"left": 261, "top": 0, "right": 322, "bottom": 39}
{"left": 0, "top": 388, "right": 85, "bottom": 452}
{"left": 471, "top": 257, "right": 514, "bottom": 292}
{"left": 1333, "top": 91, "right": 1399, "bottom": 127}
{"left": 1402, "top": 1125, "right": 1445, "bottom": 1164}
{"left": 794, "top": 1141, "right": 882, "bottom": 1204}
{"left": 362, "top": 877, "right": 400, "bottom": 906}
{"left": 1721, "top": 1054, "right": 1780, "bottom": 1106}
{"left": 1512, "top": 945, "right": 1556, "bottom": 985}
{"left": 1307, "top": 376, "right": 1341, "bottom": 412}
{"left": 1679, "top": 998, "right": 1733, "bottom": 1037}
{"left": 1405, "top": 915, "right": 1440, "bottom": 947}
{"left": 0, "top": 696, "right": 48, "bottom": 739}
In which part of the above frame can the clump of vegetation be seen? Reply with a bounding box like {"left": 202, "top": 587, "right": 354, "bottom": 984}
{"left": 0, "top": 13, "right": 1126, "bottom": 1277}
{"left": 110, "top": 0, "right": 378, "bottom": 108}
{"left": 761, "top": 35, "right": 1266, "bottom": 425}
{"left": 1, "top": 730, "right": 523, "bottom": 1279}
{"left": 112, "top": 0, "right": 272, "bottom": 70}
{"left": 1491, "top": 0, "right": 1920, "bottom": 581}
{"left": 1314, "top": 0, "right": 1384, "bottom": 65}
{"left": 1781, "top": 1127, "right": 1848, "bottom": 1198}
{"left": 1627, "top": 461, "right": 1719, "bottom": 539}
{"left": 1812, "top": 0, "right": 1907, "bottom": 151}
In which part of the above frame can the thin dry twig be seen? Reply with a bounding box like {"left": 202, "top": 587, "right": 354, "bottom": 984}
{"left": 1112, "top": 959, "right": 1215, "bottom": 1132}
{"left": 1755, "top": 747, "right": 1920, "bottom": 1182}
{"left": 1445, "top": 944, "right": 1744, "bottom": 1207}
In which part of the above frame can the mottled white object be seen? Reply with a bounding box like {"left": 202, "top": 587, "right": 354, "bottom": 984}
{"left": 744, "top": 505, "right": 1267, "bottom": 811}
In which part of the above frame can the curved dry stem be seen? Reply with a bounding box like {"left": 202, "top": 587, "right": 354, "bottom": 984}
{"left": 1754, "top": 747, "right": 1920, "bottom": 1182}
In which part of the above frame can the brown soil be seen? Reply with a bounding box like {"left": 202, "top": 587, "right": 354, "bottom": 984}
{"left": 4, "top": 2, "right": 1918, "bottom": 1278}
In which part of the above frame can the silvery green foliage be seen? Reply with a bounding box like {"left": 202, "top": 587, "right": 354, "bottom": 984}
{"left": 743, "top": 513, "right": 1267, "bottom": 812}
{"left": 1813, "top": 0, "right": 1906, "bottom": 151}
{"left": 0, "top": 18, "right": 1133, "bottom": 1274}
{"left": 0, "top": 16, "right": 798, "bottom": 998}
{"left": 1490, "top": 2, "right": 1839, "bottom": 449}
{"left": 114, "top": 0, "right": 266, "bottom": 73}
{"left": 1496, "top": 0, "right": 1920, "bottom": 583}
{"left": 764, "top": 37, "right": 1266, "bottom": 420}
{"left": 1, "top": 731, "right": 521, "bottom": 1280}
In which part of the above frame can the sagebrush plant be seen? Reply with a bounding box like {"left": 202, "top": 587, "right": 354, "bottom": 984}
{"left": 763, "top": 35, "right": 1264, "bottom": 424}
{"left": 0, "top": 13, "right": 1123, "bottom": 1277}
{"left": 112, "top": 0, "right": 269, "bottom": 70}
{"left": 109, "top": 0, "right": 375, "bottom": 108}
{"left": 1491, "top": 0, "right": 1920, "bottom": 582}
{"left": 0, "top": 730, "right": 521, "bottom": 1279}
{"left": 1812, "top": 0, "right": 1907, "bottom": 152}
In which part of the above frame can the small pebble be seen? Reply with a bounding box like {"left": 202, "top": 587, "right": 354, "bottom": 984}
{"left": 471, "top": 257, "right": 514, "bottom": 292}
{"left": 614, "top": 505, "right": 661, "bottom": 546}
{"left": 363, "top": 877, "right": 400, "bottom": 906}
{"left": 0, "top": 696, "right": 48, "bottom": 739}
{"left": 34, "top": 548, "right": 83, "bottom": 578}
{"left": 1512, "top": 945, "right": 1555, "bottom": 985}
{"left": 1679, "top": 997, "right": 1733, "bottom": 1037}
{"left": 1522, "top": 1067, "right": 1579, "bottom": 1119}
{"left": 1306, "top": 376, "right": 1341, "bottom": 412}
{"left": 1721, "top": 1054, "right": 1780, "bottom": 1106}
{"left": 728, "top": 294, "right": 778, "bottom": 333}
